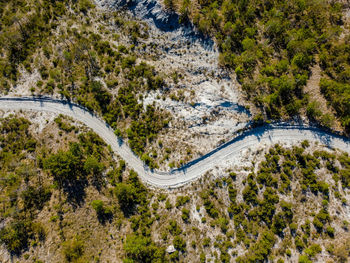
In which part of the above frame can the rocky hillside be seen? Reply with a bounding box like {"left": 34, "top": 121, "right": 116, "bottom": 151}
{"left": 0, "top": 0, "right": 251, "bottom": 170}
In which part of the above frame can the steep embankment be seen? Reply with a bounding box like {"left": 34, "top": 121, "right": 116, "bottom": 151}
{"left": 1, "top": 97, "right": 349, "bottom": 188}
{"left": 95, "top": 0, "right": 252, "bottom": 160}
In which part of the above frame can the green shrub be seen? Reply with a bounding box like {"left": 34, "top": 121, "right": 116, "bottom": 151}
{"left": 298, "top": 254, "right": 312, "bottom": 263}
{"left": 326, "top": 226, "right": 335, "bottom": 237}
{"left": 91, "top": 200, "right": 112, "bottom": 221}
{"left": 43, "top": 143, "right": 85, "bottom": 188}
{"left": 168, "top": 220, "right": 182, "bottom": 236}
{"left": 114, "top": 183, "right": 137, "bottom": 214}
{"left": 286, "top": 249, "right": 292, "bottom": 257}
{"left": 272, "top": 213, "right": 287, "bottom": 235}
{"left": 181, "top": 208, "right": 190, "bottom": 222}
{"left": 124, "top": 234, "right": 165, "bottom": 262}
{"left": 295, "top": 236, "right": 304, "bottom": 251}
{"left": 237, "top": 231, "right": 275, "bottom": 262}
{"left": 175, "top": 196, "right": 190, "bottom": 208}
{"left": 202, "top": 237, "right": 211, "bottom": 247}
{"left": 165, "top": 199, "right": 173, "bottom": 210}
{"left": 216, "top": 217, "right": 229, "bottom": 233}
{"left": 290, "top": 223, "right": 298, "bottom": 235}
{"left": 63, "top": 237, "right": 84, "bottom": 262}
{"left": 313, "top": 217, "right": 323, "bottom": 232}
{"left": 84, "top": 156, "right": 104, "bottom": 178}
{"left": 21, "top": 186, "right": 51, "bottom": 212}
{"left": 173, "top": 236, "right": 186, "bottom": 253}
{"left": 306, "top": 101, "right": 322, "bottom": 120}
{"left": 304, "top": 243, "right": 321, "bottom": 258}
{"left": 242, "top": 182, "right": 258, "bottom": 205}
{"left": 0, "top": 220, "right": 33, "bottom": 255}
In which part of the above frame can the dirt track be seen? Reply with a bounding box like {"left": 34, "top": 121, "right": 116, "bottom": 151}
{"left": 1, "top": 97, "right": 349, "bottom": 188}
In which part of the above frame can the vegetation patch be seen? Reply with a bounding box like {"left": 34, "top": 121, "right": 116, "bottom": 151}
{"left": 166, "top": 0, "right": 349, "bottom": 131}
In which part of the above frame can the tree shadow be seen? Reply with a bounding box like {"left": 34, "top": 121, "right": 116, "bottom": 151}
{"left": 119, "top": 204, "right": 136, "bottom": 218}
{"left": 96, "top": 211, "right": 113, "bottom": 225}
{"left": 90, "top": 174, "right": 105, "bottom": 192}
{"left": 61, "top": 178, "right": 88, "bottom": 208}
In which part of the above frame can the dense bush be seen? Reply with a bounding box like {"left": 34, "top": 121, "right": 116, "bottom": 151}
{"left": 91, "top": 200, "right": 113, "bottom": 222}
{"left": 175, "top": 195, "right": 190, "bottom": 208}
{"left": 0, "top": 117, "right": 34, "bottom": 156}
{"left": 173, "top": 236, "right": 186, "bottom": 253}
{"left": 201, "top": 190, "right": 220, "bottom": 218}
{"left": 0, "top": 220, "right": 34, "bottom": 255}
{"left": 168, "top": 220, "right": 182, "bottom": 236}
{"left": 181, "top": 208, "right": 190, "bottom": 222}
{"left": 124, "top": 234, "right": 165, "bottom": 262}
{"left": 237, "top": 230, "right": 275, "bottom": 262}
{"left": 114, "top": 183, "right": 137, "bottom": 214}
{"left": 242, "top": 174, "right": 258, "bottom": 205}
{"left": 43, "top": 131, "right": 108, "bottom": 194}
{"left": 54, "top": 115, "right": 76, "bottom": 133}
{"left": 21, "top": 186, "right": 51, "bottom": 212}
{"left": 219, "top": 143, "right": 343, "bottom": 261}
{"left": 62, "top": 236, "right": 85, "bottom": 262}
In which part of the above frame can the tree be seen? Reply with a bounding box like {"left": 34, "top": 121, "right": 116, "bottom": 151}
{"left": 21, "top": 186, "right": 51, "bottom": 212}
{"left": 237, "top": 230, "right": 276, "bottom": 262}
{"left": 272, "top": 213, "right": 287, "bottom": 235}
{"left": 91, "top": 200, "right": 113, "bottom": 222}
{"left": 114, "top": 183, "right": 137, "bottom": 214}
{"left": 43, "top": 143, "right": 83, "bottom": 188}
{"left": 306, "top": 101, "right": 322, "bottom": 120}
{"left": 84, "top": 155, "right": 104, "bottom": 187}
{"left": 181, "top": 208, "right": 190, "bottom": 222}
{"left": 0, "top": 220, "right": 33, "bottom": 255}
{"left": 63, "top": 236, "right": 85, "bottom": 262}
{"left": 124, "top": 234, "right": 165, "bottom": 262}
{"left": 173, "top": 236, "right": 186, "bottom": 253}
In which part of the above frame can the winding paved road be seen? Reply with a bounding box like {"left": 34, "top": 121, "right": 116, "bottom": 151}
{"left": 1, "top": 97, "right": 349, "bottom": 188}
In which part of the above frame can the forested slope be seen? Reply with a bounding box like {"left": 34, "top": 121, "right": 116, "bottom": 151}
{"left": 167, "top": 0, "right": 350, "bottom": 132}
